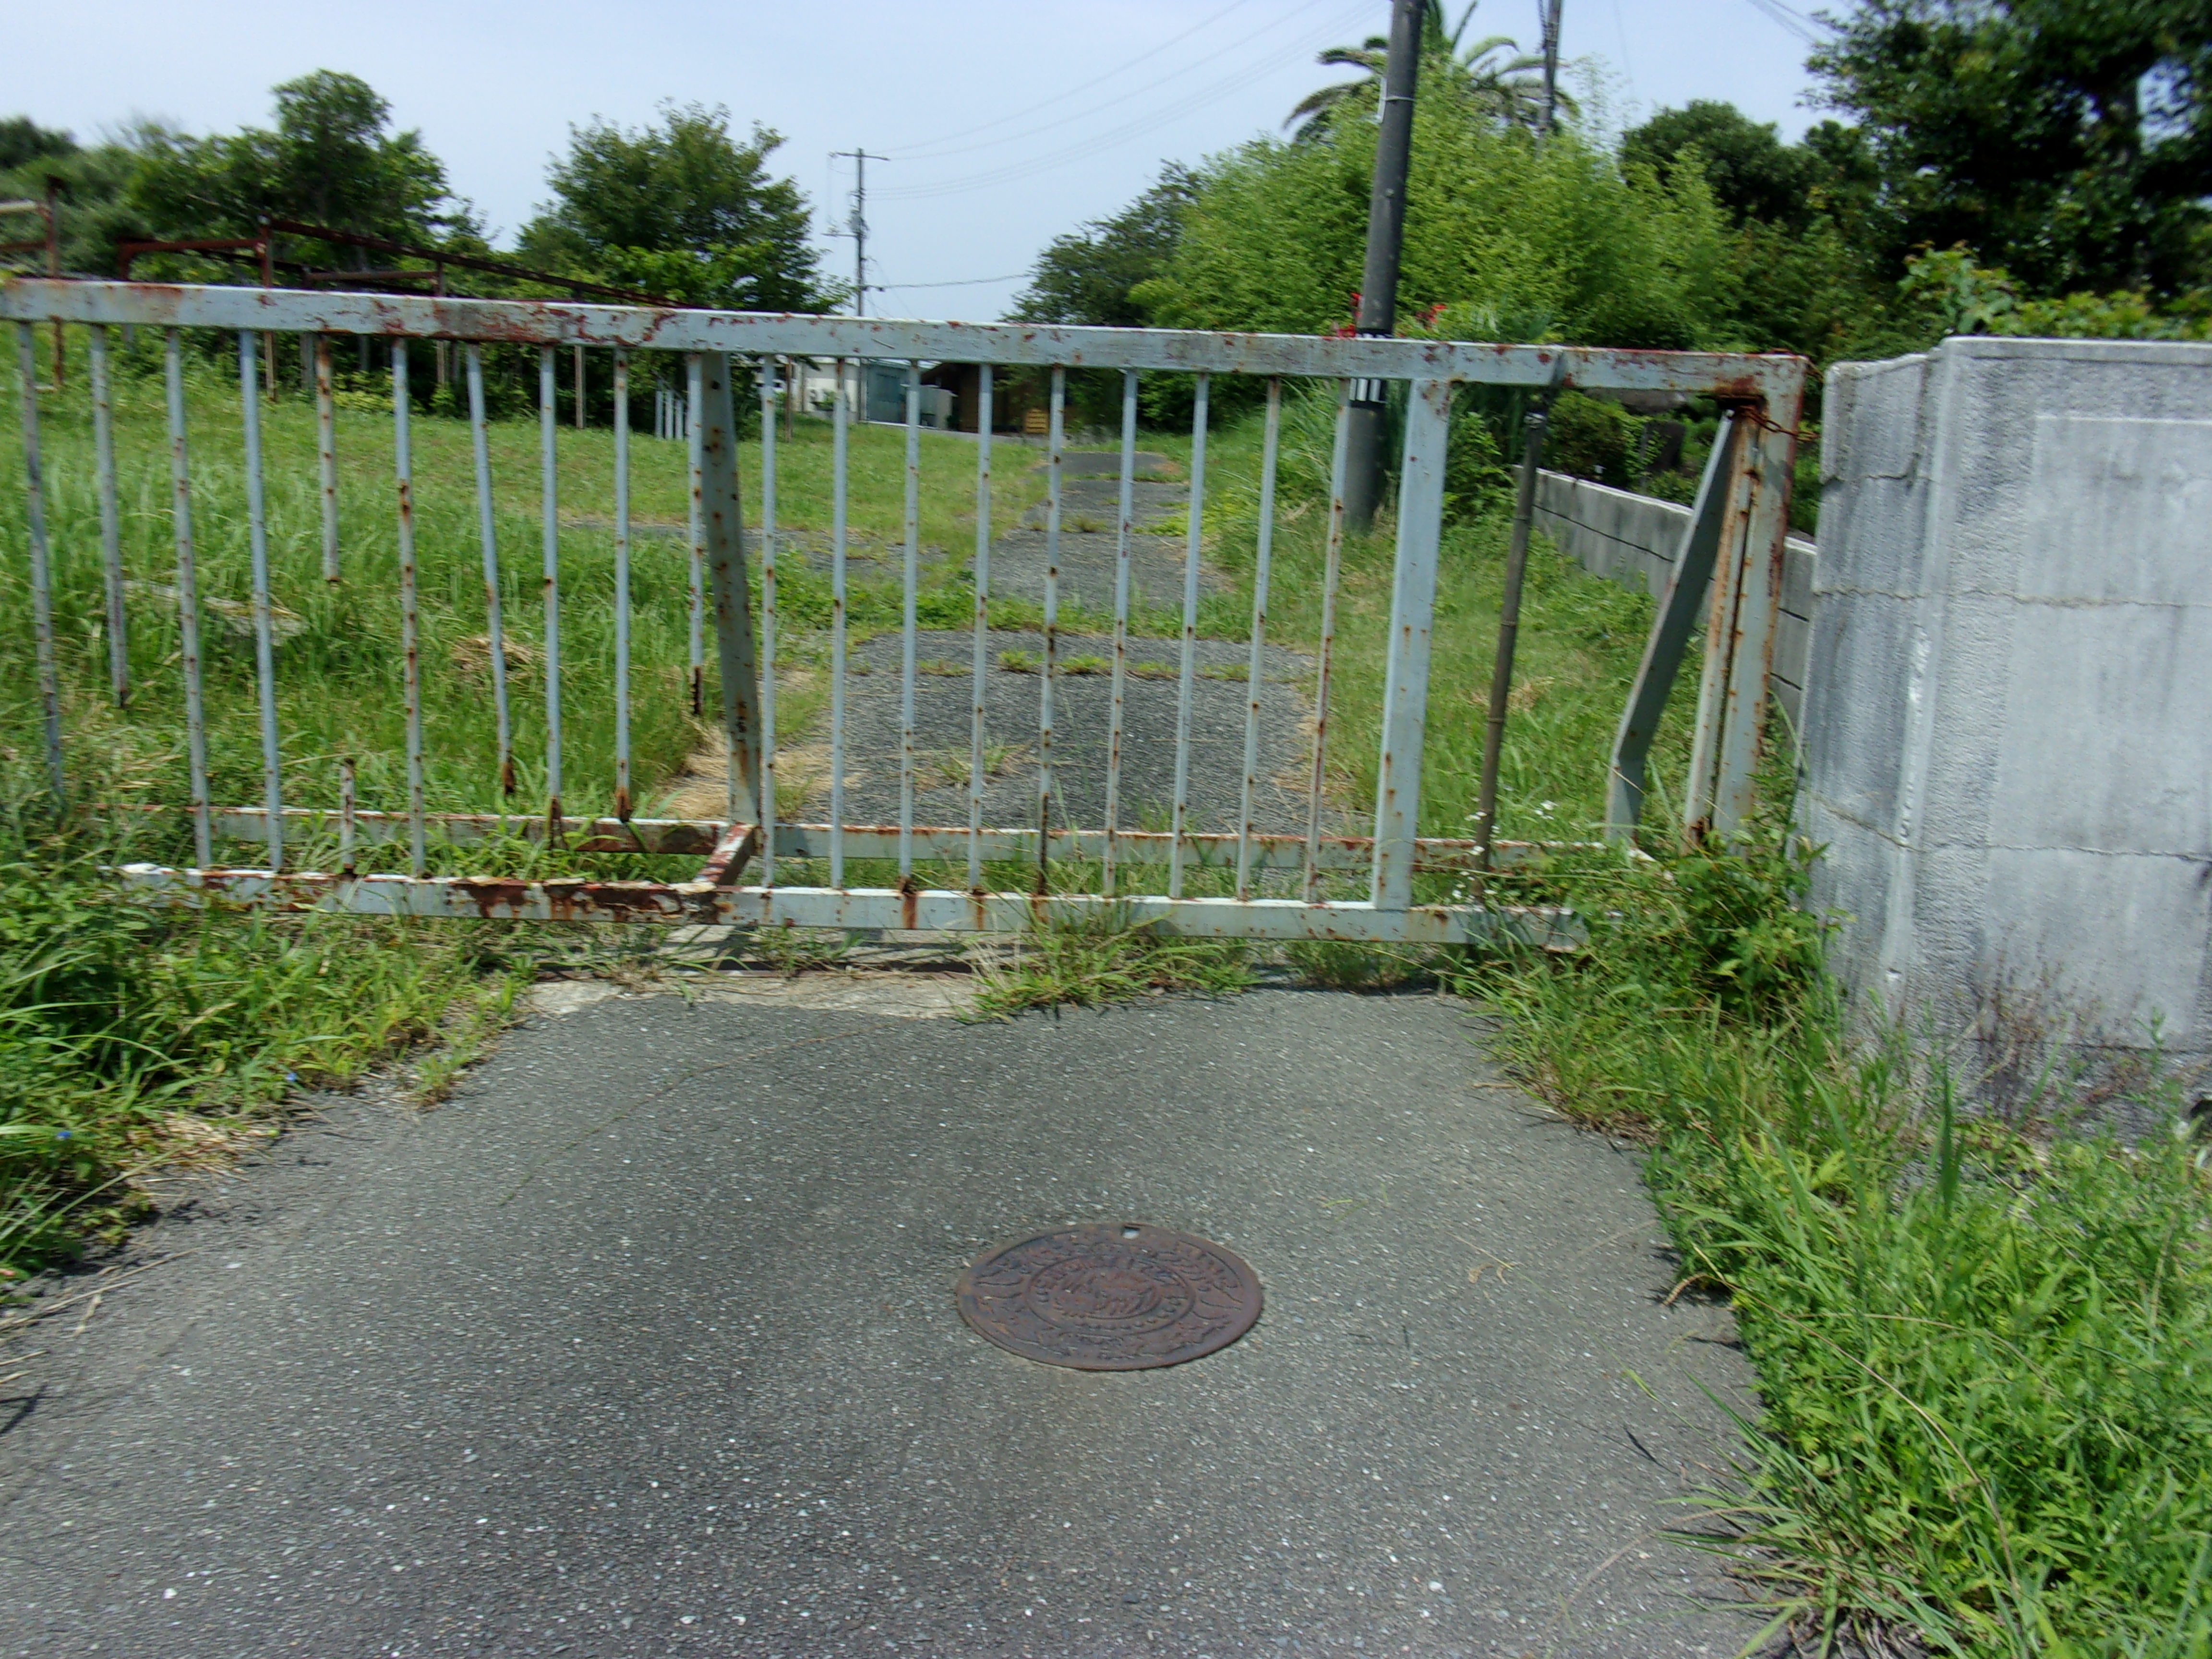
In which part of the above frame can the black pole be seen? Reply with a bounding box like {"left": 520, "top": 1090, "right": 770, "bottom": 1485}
{"left": 1341, "top": 0, "right": 1423, "bottom": 534}
{"left": 1538, "top": 0, "right": 1563, "bottom": 138}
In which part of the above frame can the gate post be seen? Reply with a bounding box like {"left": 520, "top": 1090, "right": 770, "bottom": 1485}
{"left": 1369, "top": 377, "right": 1451, "bottom": 910}
{"left": 1684, "top": 403, "right": 1800, "bottom": 842}
{"left": 697, "top": 352, "right": 763, "bottom": 825}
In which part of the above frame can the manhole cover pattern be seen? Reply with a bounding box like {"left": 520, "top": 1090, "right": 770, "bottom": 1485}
{"left": 955, "top": 1223, "right": 1262, "bottom": 1370}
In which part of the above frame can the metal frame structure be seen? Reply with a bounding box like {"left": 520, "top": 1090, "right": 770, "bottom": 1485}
{"left": 3, "top": 279, "right": 1804, "bottom": 942}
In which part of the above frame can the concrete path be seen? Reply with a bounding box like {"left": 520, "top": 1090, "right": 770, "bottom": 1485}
{"left": 0, "top": 985, "right": 1761, "bottom": 1659}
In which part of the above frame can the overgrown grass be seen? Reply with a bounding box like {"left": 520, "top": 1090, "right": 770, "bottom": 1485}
{"left": 970, "top": 904, "right": 1254, "bottom": 1019}
{"left": 0, "top": 768, "right": 537, "bottom": 1276}
{"left": 1457, "top": 814, "right": 2212, "bottom": 1657}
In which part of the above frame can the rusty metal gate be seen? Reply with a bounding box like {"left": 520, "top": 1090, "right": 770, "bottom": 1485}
{"left": 2, "top": 280, "right": 1803, "bottom": 943}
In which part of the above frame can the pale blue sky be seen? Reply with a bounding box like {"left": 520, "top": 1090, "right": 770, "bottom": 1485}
{"left": 8, "top": 0, "right": 1827, "bottom": 320}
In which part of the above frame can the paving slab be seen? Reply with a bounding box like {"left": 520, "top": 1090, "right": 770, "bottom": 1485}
{"left": 0, "top": 986, "right": 1761, "bottom": 1658}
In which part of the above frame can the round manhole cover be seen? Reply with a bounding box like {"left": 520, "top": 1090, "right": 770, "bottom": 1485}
{"left": 954, "top": 1223, "right": 1262, "bottom": 1370}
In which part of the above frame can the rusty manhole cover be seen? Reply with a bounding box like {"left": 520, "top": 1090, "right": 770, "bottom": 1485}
{"left": 954, "top": 1223, "right": 1262, "bottom": 1370}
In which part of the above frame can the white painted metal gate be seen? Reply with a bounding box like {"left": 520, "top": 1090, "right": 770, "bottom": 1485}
{"left": 2, "top": 280, "right": 1804, "bottom": 942}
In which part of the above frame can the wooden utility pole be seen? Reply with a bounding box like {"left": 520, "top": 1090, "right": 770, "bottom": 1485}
{"left": 1340, "top": 0, "right": 1423, "bottom": 533}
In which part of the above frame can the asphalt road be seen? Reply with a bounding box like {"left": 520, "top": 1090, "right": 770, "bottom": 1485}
{"left": 0, "top": 985, "right": 1762, "bottom": 1659}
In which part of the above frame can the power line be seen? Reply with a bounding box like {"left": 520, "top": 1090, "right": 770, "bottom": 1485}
{"left": 883, "top": 0, "right": 1339, "bottom": 166}
{"left": 882, "top": 0, "right": 1260, "bottom": 160}
{"left": 1744, "top": 0, "right": 1825, "bottom": 44}
{"left": 873, "top": 1, "right": 1374, "bottom": 204}
{"left": 875, "top": 273, "right": 1031, "bottom": 289}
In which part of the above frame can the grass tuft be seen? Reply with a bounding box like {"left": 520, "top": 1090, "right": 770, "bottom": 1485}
{"left": 970, "top": 909, "right": 1255, "bottom": 1020}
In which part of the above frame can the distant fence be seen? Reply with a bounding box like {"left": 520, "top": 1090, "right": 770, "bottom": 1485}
{"left": 1533, "top": 470, "right": 1816, "bottom": 726}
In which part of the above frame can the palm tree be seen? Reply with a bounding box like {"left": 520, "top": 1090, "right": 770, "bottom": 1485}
{"left": 1284, "top": 36, "right": 1389, "bottom": 140}
{"left": 1284, "top": 2, "right": 1570, "bottom": 141}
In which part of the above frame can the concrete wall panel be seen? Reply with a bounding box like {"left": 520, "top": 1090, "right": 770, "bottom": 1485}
{"left": 1804, "top": 335, "right": 2212, "bottom": 1086}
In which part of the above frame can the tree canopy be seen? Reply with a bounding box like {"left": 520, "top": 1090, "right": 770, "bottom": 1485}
{"left": 0, "top": 118, "right": 75, "bottom": 175}
{"left": 1135, "top": 86, "right": 1734, "bottom": 352}
{"left": 128, "top": 71, "right": 468, "bottom": 249}
{"left": 1810, "top": 0, "right": 2212, "bottom": 295}
{"left": 1007, "top": 167, "right": 1197, "bottom": 328}
{"left": 1286, "top": 0, "right": 1559, "bottom": 140}
{"left": 517, "top": 104, "right": 828, "bottom": 311}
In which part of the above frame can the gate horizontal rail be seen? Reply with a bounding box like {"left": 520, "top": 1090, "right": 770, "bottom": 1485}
{"left": 2, "top": 279, "right": 1804, "bottom": 944}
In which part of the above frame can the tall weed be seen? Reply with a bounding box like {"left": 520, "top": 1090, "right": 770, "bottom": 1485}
{"left": 1469, "top": 824, "right": 2212, "bottom": 1656}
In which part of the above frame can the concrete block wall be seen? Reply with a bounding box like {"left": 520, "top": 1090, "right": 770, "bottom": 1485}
{"left": 1532, "top": 470, "right": 1818, "bottom": 724}
{"left": 1803, "top": 336, "right": 2212, "bottom": 1100}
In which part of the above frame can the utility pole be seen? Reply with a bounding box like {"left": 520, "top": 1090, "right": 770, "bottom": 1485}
{"left": 830, "top": 149, "right": 886, "bottom": 317}
{"left": 1341, "top": 0, "right": 1423, "bottom": 534}
{"left": 1538, "top": 0, "right": 1563, "bottom": 138}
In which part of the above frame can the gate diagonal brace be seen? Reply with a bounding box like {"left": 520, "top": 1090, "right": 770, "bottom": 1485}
{"left": 695, "top": 822, "right": 760, "bottom": 887}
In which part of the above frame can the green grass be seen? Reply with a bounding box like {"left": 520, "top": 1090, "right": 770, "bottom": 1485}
{"left": 1455, "top": 812, "right": 2212, "bottom": 1657}
{"left": 969, "top": 905, "right": 1254, "bottom": 1019}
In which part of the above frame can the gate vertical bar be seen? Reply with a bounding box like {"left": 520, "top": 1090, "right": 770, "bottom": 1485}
{"left": 685, "top": 353, "right": 707, "bottom": 719}
{"left": 1472, "top": 399, "right": 1549, "bottom": 872}
{"left": 392, "top": 345, "right": 426, "bottom": 877}
{"left": 1102, "top": 369, "right": 1139, "bottom": 895}
{"left": 1605, "top": 413, "right": 1744, "bottom": 838}
{"left": 1167, "top": 372, "right": 1211, "bottom": 898}
{"left": 899, "top": 361, "right": 921, "bottom": 877}
{"left": 238, "top": 330, "right": 283, "bottom": 870}
{"left": 613, "top": 349, "right": 633, "bottom": 820}
{"left": 698, "top": 351, "right": 761, "bottom": 829}
{"left": 338, "top": 756, "right": 357, "bottom": 876}
{"left": 165, "top": 329, "right": 211, "bottom": 866}
{"left": 829, "top": 359, "right": 850, "bottom": 886}
{"left": 315, "top": 335, "right": 339, "bottom": 583}
{"left": 12, "top": 324, "right": 62, "bottom": 798}
{"left": 1369, "top": 378, "right": 1450, "bottom": 911}
{"left": 88, "top": 324, "right": 128, "bottom": 707}
{"left": 757, "top": 357, "right": 780, "bottom": 886}
{"left": 1036, "top": 365, "right": 1065, "bottom": 889}
{"left": 1235, "top": 378, "right": 1283, "bottom": 900}
{"left": 966, "top": 365, "right": 993, "bottom": 889}
{"left": 1303, "top": 383, "right": 1353, "bottom": 900}
{"left": 539, "top": 347, "right": 563, "bottom": 833}
{"left": 464, "top": 345, "right": 515, "bottom": 797}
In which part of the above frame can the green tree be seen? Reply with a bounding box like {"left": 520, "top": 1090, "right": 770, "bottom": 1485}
{"left": 518, "top": 104, "right": 827, "bottom": 312}
{"left": 1620, "top": 100, "right": 1820, "bottom": 228}
{"left": 1008, "top": 167, "right": 1197, "bottom": 328}
{"left": 1286, "top": 1, "right": 1560, "bottom": 140}
{"left": 0, "top": 117, "right": 76, "bottom": 174}
{"left": 1618, "top": 102, "right": 1904, "bottom": 364}
{"left": 129, "top": 71, "right": 466, "bottom": 251}
{"left": 1809, "top": 0, "right": 2212, "bottom": 295}
{"left": 1140, "top": 91, "right": 1733, "bottom": 350}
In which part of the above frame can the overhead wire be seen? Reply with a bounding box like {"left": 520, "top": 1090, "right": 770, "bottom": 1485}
{"left": 875, "top": 273, "right": 1031, "bottom": 289}
{"left": 882, "top": 0, "right": 1260, "bottom": 160}
{"left": 882, "top": 0, "right": 1341, "bottom": 166}
{"left": 1743, "top": 0, "right": 1825, "bottom": 44}
{"left": 873, "top": 0, "right": 1376, "bottom": 203}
